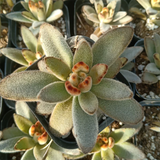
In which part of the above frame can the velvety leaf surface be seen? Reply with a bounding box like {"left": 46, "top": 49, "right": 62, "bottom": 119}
{"left": 101, "top": 148, "right": 114, "bottom": 160}
{"left": 16, "top": 101, "right": 37, "bottom": 123}
{"left": 37, "top": 81, "right": 71, "bottom": 103}
{"left": 14, "top": 137, "right": 36, "bottom": 150}
{"left": 144, "top": 63, "right": 160, "bottom": 74}
{"left": 72, "top": 96, "right": 98, "bottom": 154}
{"left": 45, "top": 57, "right": 71, "bottom": 81}
{"left": 73, "top": 39, "right": 93, "bottom": 69}
{"left": 113, "top": 11, "right": 127, "bottom": 22}
{"left": 0, "top": 136, "right": 23, "bottom": 153}
{"left": 22, "top": 11, "right": 38, "bottom": 21}
{"left": 21, "top": 149, "right": 35, "bottom": 160}
{"left": 22, "top": 50, "right": 36, "bottom": 63}
{"left": 14, "top": 114, "right": 33, "bottom": 134}
{"left": 37, "top": 59, "right": 49, "bottom": 73}
{"left": 0, "top": 48, "right": 28, "bottom": 66}
{"left": 142, "top": 72, "right": 158, "bottom": 84}
{"left": 87, "top": 13, "right": 100, "bottom": 23}
{"left": 46, "top": 9, "right": 63, "bottom": 22}
{"left": 92, "top": 27, "right": 133, "bottom": 67}
{"left": 40, "top": 23, "right": 73, "bottom": 68}
{"left": 113, "top": 142, "right": 145, "bottom": 160}
{"left": 98, "top": 98, "right": 144, "bottom": 124}
{"left": 45, "top": 0, "right": 53, "bottom": 17}
{"left": 82, "top": 5, "right": 96, "bottom": 16}
{"left": 91, "top": 78, "right": 133, "bottom": 100}
{"left": 111, "top": 15, "right": 133, "bottom": 25}
{"left": 49, "top": 98, "right": 73, "bottom": 137}
{"left": 92, "top": 152, "right": 102, "bottom": 160}
{"left": 0, "top": 71, "right": 58, "bottom": 101}
{"left": 2, "top": 127, "right": 26, "bottom": 140}
{"left": 78, "top": 92, "right": 98, "bottom": 115}
{"left": 14, "top": 66, "right": 28, "bottom": 73}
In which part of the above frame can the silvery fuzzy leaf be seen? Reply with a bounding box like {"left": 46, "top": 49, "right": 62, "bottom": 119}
{"left": 142, "top": 72, "right": 158, "bottom": 84}
{"left": 101, "top": 148, "right": 114, "bottom": 160}
{"left": 87, "top": 13, "right": 100, "bottom": 23}
{"left": 21, "top": 149, "right": 35, "bottom": 160}
{"left": 111, "top": 15, "right": 133, "bottom": 25}
{"left": 81, "top": 5, "right": 96, "bottom": 16}
{"left": 22, "top": 11, "right": 38, "bottom": 21}
{"left": 113, "top": 11, "right": 127, "bottom": 22}
{"left": 32, "top": 21, "right": 45, "bottom": 29}
{"left": 46, "top": 9, "right": 63, "bottom": 22}
{"left": 144, "top": 63, "right": 160, "bottom": 74}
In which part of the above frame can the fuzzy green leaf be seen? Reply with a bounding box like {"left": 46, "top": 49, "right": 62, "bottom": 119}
{"left": 92, "top": 152, "right": 102, "bottom": 160}
{"left": 22, "top": 50, "right": 36, "bottom": 63}
{"left": 0, "top": 136, "right": 23, "bottom": 153}
{"left": 14, "top": 66, "right": 28, "bottom": 73}
{"left": 111, "top": 15, "right": 133, "bottom": 25}
{"left": 0, "top": 71, "right": 58, "bottom": 101}
{"left": 46, "top": 9, "right": 63, "bottom": 22}
{"left": 45, "top": 57, "right": 71, "bottom": 81}
{"left": 14, "top": 137, "right": 36, "bottom": 151}
{"left": 92, "top": 26, "right": 133, "bottom": 67}
{"left": 142, "top": 72, "right": 158, "bottom": 84}
{"left": 72, "top": 96, "right": 98, "bottom": 154}
{"left": 21, "top": 1, "right": 29, "bottom": 11}
{"left": 49, "top": 98, "right": 73, "bottom": 137}
{"left": 91, "top": 78, "right": 133, "bottom": 100}
{"left": 37, "top": 59, "right": 49, "bottom": 73}
{"left": 113, "top": 11, "right": 127, "bottom": 22}
{"left": 52, "top": 0, "right": 63, "bottom": 10}
{"left": 99, "top": 98, "right": 144, "bottom": 124}
{"left": 82, "top": 5, "right": 96, "bottom": 16}
{"left": 22, "top": 11, "right": 38, "bottom": 21}
{"left": 101, "top": 148, "right": 114, "bottom": 160}
{"left": 122, "top": 62, "right": 134, "bottom": 71}
{"left": 40, "top": 23, "right": 73, "bottom": 68}
{"left": 21, "top": 149, "right": 35, "bottom": 160}
{"left": 13, "top": 114, "right": 33, "bottom": 134}
{"left": 37, "top": 81, "right": 71, "bottom": 103}
{"left": 87, "top": 13, "right": 100, "bottom": 23}
{"left": 78, "top": 92, "right": 98, "bottom": 115}
{"left": 15, "top": 101, "right": 37, "bottom": 123}
{"left": 2, "top": 127, "right": 26, "bottom": 140}
{"left": 113, "top": 142, "right": 145, "bottom": 160}
{"left": 45, "top": 0, "right": 53, "bottom": 17}
{"left": 21, "top": 26, "right": 37, "bottom": 53}
{"left": 73, "top": 39, "right": 93, "bottom": 69}
{"left": 0, "top": 48, "right": 28, "bottom": 66}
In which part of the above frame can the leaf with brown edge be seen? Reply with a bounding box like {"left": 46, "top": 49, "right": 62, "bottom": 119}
{"left": 72, "top": 62, "right": 89, "bottom": 73}
{"left": 89, "top": 63, "right": 108, "bottom": 85}
{"left": 78, "top": 76, "right": 92, "bottom": 92}
{"left": 22, "top": 49, "right": 36, "bottom": 64}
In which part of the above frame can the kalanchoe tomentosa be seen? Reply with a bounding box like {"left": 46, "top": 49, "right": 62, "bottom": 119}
{"left": 6, "top": 0, "right": 63, "bottom": 35}
{"left": 141, "top": 33, "right": 160, "bottom": 85}
{"left": 82, "top": 0, "right": 133, "bottom": 41}
{"left": 0, "top": 23, "right": 144, "bottom": 154}
{"left": 0, "top": 101, "right": 65, "bottom": 160}
{"left": 0, "top": 26, "right": 44, "bottom": 72}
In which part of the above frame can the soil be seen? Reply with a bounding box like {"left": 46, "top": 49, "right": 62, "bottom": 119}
{"left": 135, "top": 51, "right": 160, "bottom": 99}
{"left": 136, "top": 106, "right": 160, "bottom": 160}
{"left": 0, "top": 27, "right": 8, "bottom": 49}
{"left": 0, "top": 1, "right": 12, "bottom": 14}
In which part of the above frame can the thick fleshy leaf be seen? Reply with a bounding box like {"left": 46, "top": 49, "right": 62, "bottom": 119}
{"left": 21, "top": 26, "right": 37, "bottom": 53}
{"left": 87, "top": 13, "right": 100, "bottom": 23}
{"left": 89, "top": 64, "right": 108, "bottom": 84}
{"left": 92, "top": 152, "right": 102, "bottom": 160}
{"left": 22, "top": 50, "right": 36, "bottom": 64}
{"left": 120, "top": 69, "right": 142, "bottom": 84}
{"left": 0, "top": 48, "right": 28, "bottom": 66}
{"left": 36, "top": 36, "right": 44, "bottom": 55}
{"left": 72, "top": 96, "right": 98, "bottom": 154}
{"left": 99, "top": 22, "right": 111, "bottom": 33}
{"left": 2, "top": 127, "right": 26, "bottom": 140}
{"left": 14, "top": 66, "right": 28, "bottom": 73}
{"left": 78, "top": 92, "right": 98, "bottom": 115}
{"left": 36, "top": 102, "right": 55, "bottom": 115}
{"left": 142, "top": 72, "right": 158, "bottom": 84}
{"left": 154, "top": 53, "right": 160, "bottom": 68}
{"left": 91, "top": 78, "right": 133, "bottom": 100}
{"left": 101, "top": 148, "right": 114, "bottom": 160}
{"left": 73, "top": 39, "right": 93, "bottom": 69}
{"left": 120, "top": 46, "right": 143, "bottom": 64}
{"left": 15, "top": 101, "right": 37, "bottom": 123}
{"left": 0, "top": 136, "right": 23, "bottom": 153}
{"left": 111, "top": 15, "right": 133, "bottom": 25}
{"left": 82, "top": 5, "right": 96, "bottom": 16}
{"left": 122, "top": 62, "right": 134, "bottom": 71}
{"left": 0, "top": 71, "right": 58, "bottom": 101}
{"left": 29, "top": 26, "right": 40, "bottom": 36}
{"left": 40, "top": 23, "right": 73, "bottom": 68}
{"left": 154, "top": 34, "right": 160, "bottom": 56}
{"left": 22, "top": 11, "right": 38, "bottom": 21}
{"left": 46, "top": 9, "right": 63, "bottom": 22}
{"left": 105, "top": 58, "right": 122, "bottom": 78}
{"left": 92, "top": 27, "right": 133, "bottom": 67}
{"left": 21, "top": 1, "right": 29, "bottom": 11}
{"left": 32, "top": 21, "right": 45, "bottom": 29}
{"left": 113, "top": 11, "right": 127, "bottom": 22}
{"left": 6, "top": 12, "right": 32, "bottom": 23}
{"left": 52, "top": 0, "right": 63, "bottom": 10}
{"left": 14, "top": 114, "right": 33, "bottom": 134}
{"left": 144, "top": 37, "right": 155, "bottom": 63}
{"left": 45, "top": 57, "right": 71, "bottom": 81}
{"left": 113, "top": 142, "right": 145, "bottom": 160}
{"left": 45, "top": 0, "right": 53, "bottom": 17}
{"left": 38, "top": 59, "right": 49, "bottom": 73}
{"left": 14, "top": 137, "right": 36, "bottom": 151}
{"left": 144, "top": 63, "right": 160, "bottom": 74}
{"left": 37, "top": 8, "right": 46, "bottom": 21}
{"left": 78, "top": 76, "right": 92, "bottom": 92}
{"left": 136, "top": 0, "right": 151, "bottom": 9}
{"left": 37, "top": 81, "right": 71, "bottom": 103}
{"left": 21, "top": 149, "right": 35, "bottom": 160}
{"left": 99, "top": 98, "right": 144, "bottom": 124}
{"left": 150, "top": 126, "right": 160, "bottom": 132}
{"left": 49, "top": 98, "right": 73, "bottom": 137}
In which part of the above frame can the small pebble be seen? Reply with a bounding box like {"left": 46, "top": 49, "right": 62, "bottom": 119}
{"left": 138, "top": 64, "right": 145, "bottom": 71}
{"left": 149, "top": 91, "right": 155, "bottom": 99}
{"left": 12, "top": 156, "right": 16, "bottom": 160}
{"left": 146, "top": 95, "right": 151, "bottom": 99}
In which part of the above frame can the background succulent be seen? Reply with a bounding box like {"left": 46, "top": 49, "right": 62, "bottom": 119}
{"left": 0, "top": 101, "right": 65, "bottom": 160}
{"left": 0, "top": 25, "right": 44, "bottom": 72}
{"left": 82, "top": 0, "right": 133, "bottom": 41}
{"left": 0, "top": 23, "right": 144, "bottom": 154}
{"left": 6, "top": 0, "right": 63, "bottom": 35}
{"left": 141, "top": 33, "right": 160, "bottom": 84}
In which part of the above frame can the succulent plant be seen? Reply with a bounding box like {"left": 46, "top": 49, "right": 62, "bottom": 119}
{"left": 0, "top": 101, "right": 65, "bottom": 160}
{"left": 150, "top": 111, "right": 160, "bottom": 132}
{"left": 90, "top": 123, "right": 145, "bottom": 160}
{"left": 6, "top": 0, "right": 63, "bottom": 35}
{"left": 82, "top": 0, "right": 133, "bottom": 41}
{"left": 0, "top": 23, "right": 144, "bottom": 154}
{"left": 0, "top": 25, "right": 44, "bottom": 72}
{"left": 141, "top": 33, "right": 160, "bottom": 84}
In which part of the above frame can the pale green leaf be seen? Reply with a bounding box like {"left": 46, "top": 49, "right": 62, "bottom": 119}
{"left": 78, "top": 92, "right": 98, "bottom": 115}
{"left": 0, "top": 48, "right": 28, "bottom": 66}
{"left": 52, "top": 0, "right": 63, "bottom": 10}
{"left": 0, "top": 71, "right": 58, "bottom": 101}
{"left": 92, "top": 26, "right": 133, "bottom": 67}
{"left": 154, "top": 34, "right": 160, "bottom": 56}
{"left": 37, "top": 81, "right": 71, "bottom": 103}
{"left": 101, "top": 148, "right": 114, "bottom": 160}
{"left": 22, "top": 50, "right": 36, "bottom": 63}
{"left": 40, "top": 23, "right": 73, "bottom": 68}
{"left": 82, "top": 5, "right": 96, "bottom": 16}
{"left": 21, "top": 149, "right": 35, "bottom": 160}
{"left": 91, "top": 78, "right": 133, "bottom": 100}
{"left": 92, "top": 152, "right": 102, "bottom": 160}
{"left": 21, "top": 1, "right": 29, "bottom": 11}
{"left": 37, "top": 8, "right": 46, "bottom": 21}
{"left": 98, "top": 98, "right": 144, "bottom": 124}
{"left": 49, "top": 98, "right": 73, "bottom": 137}
{"left": 150, "top": 126, "right": 160, "bottom": 132}
{"left": 154, "top": 53, "right": 160, "bottom": 68}
{"left": 46, "top": 9, "right": 63, "bottom": 22}
{"left": 22, "top": 11, "right": 38, "bottom": 21}
{"left": 111, "top": 15, "right": 133, "bottom": 25}
{"left": 142, "top": 72, "right": 158, "bottom": 84}
{"left": 72, "top": 96, "right": 98, "bottom": 154}
{"left": 45, "top": 0, "right": 53, "bottom": 17}
{"left": 87, "top": 13, "right": 100, "bottom": 23}
{"left": 122, "top": 62, "right": 134, "bottom": 71}
{"left": 113, "top": 11, "right": 127, "bottom": 22}
{"left": 37, "top": 59, "right": 49, "bottom": 73}
{"left": 14, "top": 66, "right": 28, "bottom": 73}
